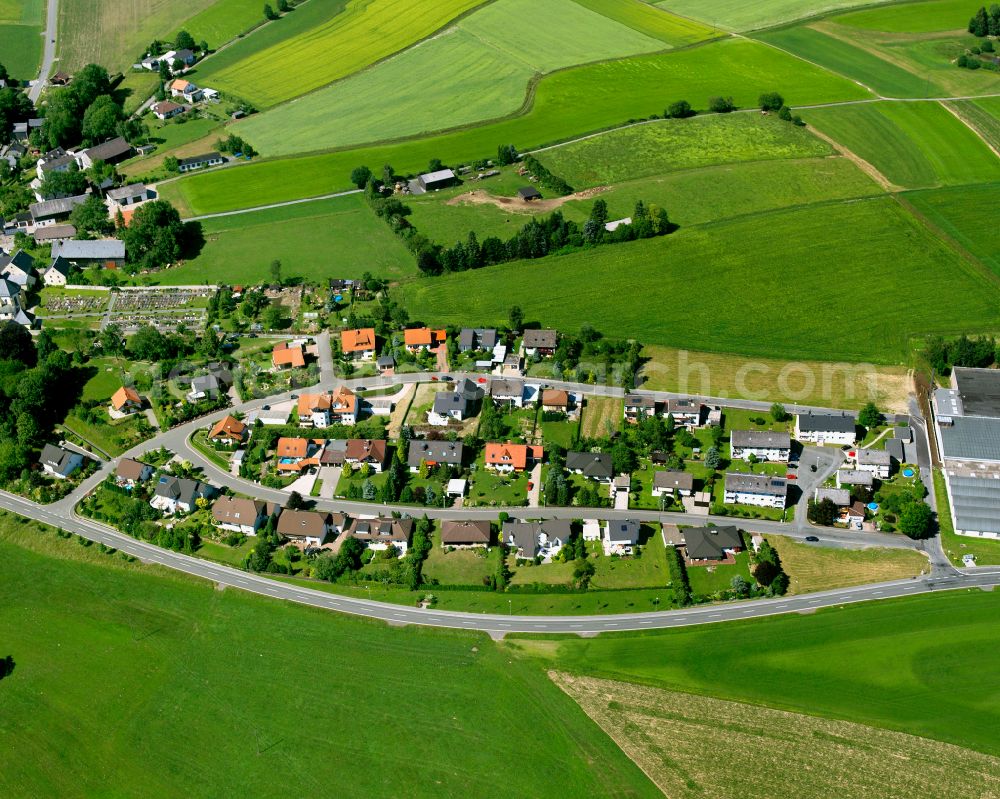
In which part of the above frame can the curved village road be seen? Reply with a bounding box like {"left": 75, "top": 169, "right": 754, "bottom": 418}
{"left": 2, "top": 488, "right": 997, "bottom": 635}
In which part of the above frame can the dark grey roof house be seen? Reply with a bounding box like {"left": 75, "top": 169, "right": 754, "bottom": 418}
{"left": 566, "top": 451, "right": 614, "bottom": 481}
{"left": 684, "top": 525, "right": 743, "bottom": 561}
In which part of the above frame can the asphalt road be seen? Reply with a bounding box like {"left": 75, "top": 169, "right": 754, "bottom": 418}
{"left": 28, "top": 0, "right": 59, "bottom": 103}
{"left": 3, "top": 488, "right": 997, "bottom": 635}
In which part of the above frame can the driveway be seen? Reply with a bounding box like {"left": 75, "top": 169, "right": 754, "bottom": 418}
{"left": 283, "top": 471, "right": 316, "bottom": 496}
{"left": 527, "top": 463, "right": 542, "bottom": 507}
{"left": 792, "top": 445, "right": 845, "bottom": 531}
{"left": 318, "top": 466, "right": 340, "bottom": 499}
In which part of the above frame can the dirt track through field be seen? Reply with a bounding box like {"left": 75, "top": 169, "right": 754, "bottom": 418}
{"left": 805, "top": 126, "right": 899, "bottom": 191}
{"left": 445, "top": 186, "right": 609, "bottom": 214}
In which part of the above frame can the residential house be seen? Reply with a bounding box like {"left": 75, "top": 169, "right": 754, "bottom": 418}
{"left": 0, "top": 278, "right": 20, "bottom": 320}
{"left": 522, "top": 329, "right": 557, "bottom": 357}
{"left": 35, "top": 150, "right": 76, "bottom": 182}
{"left": 341, "top": 327, "right": 376, "bottom": 360}
{"left": 77, "top": 137, "right": 132, "bottom": 170}
{"left": 326, "top": 386, "right": 360, "bottom": 426}
{"left": 169, "top": 79, "right": 202, "bottom": 102}
{"left": 346, "top": 516, "right": 413, "bottom": 554}
{"left": 40, "top": 443, "right": 83, "bottom": 479}
{"left": 730, "top": 430, "right": 791, "bottom": 462}
{"left": 845, "top": 501, "right": 866, "bottom": 530}
{"left": 541, "top": 389, "right": 572, "bottom": 415}
{"left": 796, "top": 412, "right": 857, "bottom": 446}
{"left": 176, "top": 152, "right": 224, "bottom": 172}
{"left": 490, "top": 377, "right": 526, "bottom": 408}
{"left": 683, "top": 525, "right": 743, "bottom": 562}
{"left": 276, "top": 437, "right": 321, "bottom": 472}
{"left": 51, "top": 239, "right": 126, "bottom": 267}
{"left": 458, "top": 327, "right": 497, "bottom": 353}
{"left": 407, "top": 440, "right": 464, "bottom": 472}
{"left": 208, "top": 414, "right": 248, "bottom": 445}
{"left": 115, "top": 458, "right": 153, "bottom": 487}
{"left": 297, "top": 387, "right": 358, "bottom": 427}
{"left": 187, "top": 366, "right": 233, "bottom": 402}
{"left": 318, "top": 439, "right": 349, "bottom": 467}
{"left": 605, "top": 519, "right": 640, "bottom": 555}
{"left": 836, "top": 469, "right": 874, "bottom": 489}
{"left": 623, "top": 393, "right": 657, "bottom": 423}
{"left": 150, "top": 476, "right": 214, "bottom": 514}
{"left": 377, "top": 354, "right": 395, "bottom": 374}
{"left": 152, "top": 100, "right": 185, "bottom": 120}
{"left": 278, "top": 509, "right": 333, "bottom": 547}
{"left": 172, "top": 48, "right": 197, "bottom": 67}
{"left": 105, "top": 183, "right": 150, "bottom": 209}
{"left": 34, "top": 225, "right": 76, "bottom": 246}
{"left": 664, "top": 398, "right": 703, "bottom": 428}
{"left": 814, "top": 487, "right": 851, "bottom": 508}
{"left": 271, "top": 341, "right": 306, "bottom": 369}
{"left": 566, "top": 451, "right": 614, "bottom": 482}
{"left": 110, "top": 386, "right": 143, "bottom": 414}
{"left": 502, "top": 519, "right": 570, "bottom": 559}
{"left": 856, "top": 448, "right": 892, "bottom": 479}
{"left": 404, "top": 327, "right": 445, "bottom": 352}
{"left": 344, "top": 439, "right": 388, "bottom": 472}
{"left": 212, "top": 496, "right": 267, "bottom": 536}
{"left": 140, "top": 50, "right": 177, "bottom": 70}
{"left": 484, "top": 442, "right": 543, "bottom": 473}
{"left": 723, "top": 473, "right": 788, "bottom": 509}
{"left": 29, "top": 195, "right": 87, "bottom": 227}
{"left": 416, "top": 169, "right": 456, "bottom": 191}
{"left": 651, "top": 470, "right": 694, "bottom": 497}
{"left": 428, "top": 391, "right": 469, "bottom": 426}
{"left": 0, "top": 250, "right": 36, "bottom": 288}
{"left": 440, "top": 520, "right": 491, "bottom": 548}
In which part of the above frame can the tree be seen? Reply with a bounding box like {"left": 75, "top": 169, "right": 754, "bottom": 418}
{"left": 808, "top": 498, "right": 837, "bottom": 526}
{"left": 73, "top": 64, "right": 112, "bottom": 107}
{"left": 705, "top": 446, "right": 721, "bottom": 470}
{"left": 666, "top": 99, "right": 694, "bottom": 118}
{"left": 350, "top": 165, "right": 372, "bottom": 189}
{"left": 778, "top": 105, "right": 793, "bottom": 122}
{"left": 970, "top": 5, "right": 989, "bottom": 35}
{"left": 269, "top": 259, "right": 282, "bottom": 286}
{"left": 573, "top": 558, "right": 595, "bottom": 589}
{"left": 427, "top": 158, "right": 443, "bottom": 172}
{"left": 175, "top": 30, "right": 196, "bottom": 50}
{"left": 264, "top": 3, "right": 279, "bottom": 19}
{"left": 362, "top": 478, "right": 376, "bottom": 500}
{"left": 708, "top": 96, "right": 735, "bottom": 113}
{"left": 128, "top": 325, "right": 169, "bottom": 360}
{"left": 611, "top": 442, "right": 636, "bottom": 475}
{"left": 496, "top": 143, "right": 518, "bottom": 165}
{"left": 858, "top": 402, "right": 882, "bottom": 430}
{"left": 86, "top": 158, "right": 118, "bottom": 188}
{"left": 121, "top": 199, "right": 201, "bottom": 270}
{"left": 70, "top": 194, "right": 114, "bottom": 235}
{"left": 262, "top": 304, "right": 285, "bottom": 330}
{"left": 730, "top": 575, "right": 750, "bottom": 597}
{"left": 899, "top": 502, "right": 934, "bottom": 539}
{"left": 770, "top": 402, "right": 789, "bottom": 422}
{"left": 508, "top": 305, "right": 524, "bottom": 331}
{"left": 759, "top": 91, "right": 784, "bottom": 111}
{"left": 100, "top": 323, "right": 125, "bottom": 355}
{"left": 286, "top": 490, "right": 306, "bottom": 510}
{"left": 0, "top": 320, "right": 36, "bottom": 366}
{"left": 164, "top": 156, "right": 180, "bottom": 173}
{"left": 278, "top": 0, "right": 290, "bottom": 10}
{"left": 40, "top": 165, "right": 87, "bottom": 199}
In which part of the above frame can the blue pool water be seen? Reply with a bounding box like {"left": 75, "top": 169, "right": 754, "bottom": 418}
{"left": 902, "top": 468, "right": 915, "bottom": 478}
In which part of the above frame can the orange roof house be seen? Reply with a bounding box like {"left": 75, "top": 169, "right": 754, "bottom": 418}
{"left": 277, "top": 438, "right": 311, "bottom": 459}
{"left": 484, "top": 442, "right": 544, "bottom": 472}
{"left": 209, "top": 414, "right": 247, "bottom": 443}
{"left": 341, "top": 327, "right": 376, "bottom": 355}
{"left": 541, "top": 389, "right": 571, "bottom": 409}
{"left": 110, "top": 386, "right": 142, "bottom": 412}
{"left": 272, "top": 341, "right": 306, "bottom": 369}
{"left": 404, "top": 327, "right": 446, "bottom": 350}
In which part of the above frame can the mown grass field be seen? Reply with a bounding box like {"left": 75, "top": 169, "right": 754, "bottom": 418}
{"left": 836, "top": 0, "right": 978, "bottom": 32}
{"left": 175, "top": 0, "right": 263, "bottom": 49}
{"left": 804, "top": 101, "right": 1000, "bottom": 189}
{"left": 165, "top": 37, "right": 870, "bottom": 214}
{"left": 571, "top": 0, "right": 714, "bottom": 44}
{"left": 0, "top": 518, "right": 660, "bottom": 798}
{"left": 153, "top": 194, "right": 415, "bottom": 285}
{"left": 195, "top": 0, "right": 485, "bottom": 108}
{"left": 904, "top": 182, "right": 1000, "bottom": 277}
{"left": 0, "top": 0, "right": 42, "bottom": 76}
{"left": 235, "top": 0, "right": 669, "bottom": 155}
{"left": 640, "top": 345, "right": 912, "bottom": 411}
{"left": 554, "top": 672, "right": 1000, "bottom": 799}
{"left": 947, "top": 96, "right": 1000, "bottom": 152}
{"left": 520, "top": 589, "right": 1000, "bottom": 757}
{"left": 537, "top": 113, "right": 832, "bottom": 187}
{"left": 756, "top": 24, "right": 933, "bottom": 97}
{"left": 400, "top": 197, "right": 1000, "bottom": 364}
{"left": 654, "top": 0, "right": 892, "bottom": 31}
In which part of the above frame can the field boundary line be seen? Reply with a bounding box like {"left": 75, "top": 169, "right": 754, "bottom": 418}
{"left": 742, "top": 31, "right": 880, "bottom": 97}
{"left": 181, "top": 187, "right": 362, "bottom": 221}
{"left": 940, "top": 100, "right": 1000, "bottom": 161}
{"left": 802, "top": 124, "right": 898, "bottom": 191}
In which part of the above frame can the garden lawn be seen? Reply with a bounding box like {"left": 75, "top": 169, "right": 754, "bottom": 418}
{"left": 654, "top": 0, "right": 893, "bottom": 31}
{"left": 804, "top": 100, "right": 1000, "bottom": 189}
{"left": 541, "top": 417, "right": 580, "bottom": 448}
{"left": 0, "top": 516, "right": 660, "bottom": 798}
{"left": 571, "top": 0, "right": 715, "bottom": 44}
{"left": 233, "top": 0, "right": 670, "bottom": 155}
{"left": 766, "top": 534, "right": 928, "bottom": 593}
{"left": 538, "top": 113, "right": 831, "bottom": 187}
{"left": 62, "top": 411, "right": 150, "bottom": 457}
{"left": 903, "top": 182, "right": 1000, "bottom": 278}
{"left": 685, "top": 550, "right": 754, "bottom": 596}
{"left": 423, "top": 533, "right": 499, "bottom": 585}
{"left": 162, "top": 37, "right": 870, "bottom": 215}
{"left": 520, "top": 588, "right": 1000, "bottom": 757}
{"left": 152, "top": 194, "right": 415, "bottom": 285}
{"left": 195, "top": 0, "right": 485, "bottom": 108}
{"left": 590, "top": 528, "right": 671, "bottom": 589}
{"left": 399, "top": 197, "right": 1000, "bottom": 364}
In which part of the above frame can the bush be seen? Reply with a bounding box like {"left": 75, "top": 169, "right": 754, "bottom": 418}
{"left": 665, "top": 546, "right": 691, "bottom": 606}
{"left": 708, "top": 96, "right": 735, "bottom": 113}
{"left": 759, "top": 91, "right": 784, "bottom": 111}
{"left": 666, "top": 99, "right": 694, "bottom": 118}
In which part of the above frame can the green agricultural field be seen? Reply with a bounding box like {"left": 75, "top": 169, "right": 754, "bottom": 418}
{"left": 165, "top": 37, "right": 870, "bottom": 214}
{"left": 571, "top": 0, "right": 714, "bottom": 44}
{"left": 536, "top": 113, "right": 832, "bottom": 187}
{"left": 836, "top": 0, "right": 977, "bottom": 32}
{"left": 755, "top": 24, "right": 932, "bottom": 97}
{"left": 0, "top": 23, "right": 42, "bottom": 78}
{"left": 176, "top": 0, "right": 263, "bottom": 49}
{"left": 0, "top": 518, "right": 661, "bottom": 798}
{"left": 654, "top": 0, "right": 893, "bottom": 31}
{"left": 904, "top": 182, "right": 1000, "bottom": 277}
{"left": 399, "top": 197, "right": 1000, "bottom": 364}
{"left": 196, "top": 0, "right": 485, "bottom": 108}
{"left": 521, "top": 589, "right": 1000, "bottom": 757}
{"left": 151, "top": 194, "right": 415, "bottom": 285}
{"left": 235, "top": 0, "right": 669, "bottom": 155}
{"left": 804, "top": 101, "right": 1000, "bottom": 189}
{"left": 947, "top": 97, "right": 1000, "bottom": 152}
